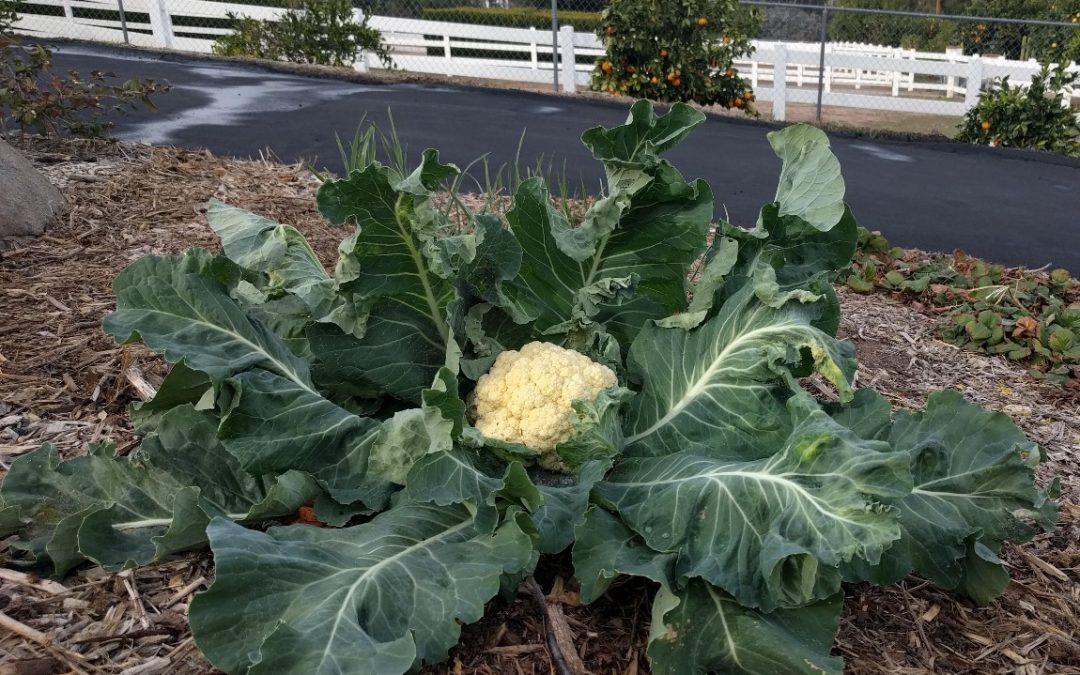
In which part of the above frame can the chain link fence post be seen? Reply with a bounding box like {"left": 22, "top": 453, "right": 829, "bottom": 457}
{"left": 116, "top": 0, "right": 129, "bottom": 45}
{"left": 550, "top": 0, "right": 559, "bottom": 94}
{"left": 816, "top": 4, "right": 828, "bottom": 123}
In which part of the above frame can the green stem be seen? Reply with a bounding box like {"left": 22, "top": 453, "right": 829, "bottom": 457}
{"left": 395, "top": 194, "right": 451, "bottom": 344}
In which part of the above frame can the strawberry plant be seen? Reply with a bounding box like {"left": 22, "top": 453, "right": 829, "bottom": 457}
{"left": 0, "top": 103, "right": 1056, "bottom": 674}
{"left": 592, "top": 0, "right": 760, "bottom": 110}
{"left": 847, "top": 228, "right": 1080, "bottom": 386}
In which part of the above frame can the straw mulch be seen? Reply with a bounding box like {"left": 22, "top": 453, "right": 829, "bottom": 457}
{"left": 0, "top": 139, "right": 1077, "bottom": 675}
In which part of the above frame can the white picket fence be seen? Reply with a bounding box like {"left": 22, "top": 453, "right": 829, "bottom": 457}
{"left": 12, "top": 0, "right": 1079, "bottom": 120}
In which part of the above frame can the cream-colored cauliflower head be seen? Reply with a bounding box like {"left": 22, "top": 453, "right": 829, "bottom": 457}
{"left": 471, "top": 341, "right": 617, "bottom": 464}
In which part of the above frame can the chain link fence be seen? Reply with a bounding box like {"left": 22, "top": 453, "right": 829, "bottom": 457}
{"left": 6, "top": 0, "right": 1080, "bottom": 131}
{"left": 744, "top": 0, "right": 1080, "bottom": 132}
{"left": 5, "top": 0, "right": 608, "bottom": 91}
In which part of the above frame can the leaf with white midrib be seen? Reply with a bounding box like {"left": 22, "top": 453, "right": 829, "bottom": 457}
{"left": 834, "top": 389, "right": 1057, "bottom": 602}
{"left": 648, "top": 580, "right": 845, "bottom": 675}
{"left": 0, "top": 406, "right": 316, "bottom": 574}
{"left": 599, "top": 393, "right": 909, "bottom": 611}
{"left": 623, "top": 274, "right": 855, "bottom": 459}
{"left": 104, "top": 253, "right": 315, "bottom": 392}
{"left": 189, "top": 502, "right": 534, "bottom": 675}
{"left": 313, "top": 153, "right": 459, "bottom": 401}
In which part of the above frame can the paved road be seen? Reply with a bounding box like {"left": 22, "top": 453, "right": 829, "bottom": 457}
{"left": 48, "top": 43, "right": 1080, "bottom": 271}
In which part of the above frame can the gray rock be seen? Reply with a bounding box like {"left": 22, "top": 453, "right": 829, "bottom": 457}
{"left": 0, "top": 138, "right": 65, "bottom": 239}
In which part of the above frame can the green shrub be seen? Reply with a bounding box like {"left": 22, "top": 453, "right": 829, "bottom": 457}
{"left": 421, "top": 7, "right": 601, "bottom": 32}
{"left": 213, "top": 0, "right": 391, "bottom": 68}
{"left": 830, "top": 0, "right": 957, "bottom": 52}
{"left": 591, "top": 0, "right": 761, "bottom": 110}
{"left": 956, "top": 60, "right": 1080, "bottom": 156}
{"left": 1, "top": 41, "right": 168, "bottom": 138}
{"left": 1066, "top": 8, "right": 1080, "bottom": 62}
{"left": 958, "top": 0, "right": 1074, "bottom": 60}
{"left": 0, "top": 0, "right": 19, "bottom": 35}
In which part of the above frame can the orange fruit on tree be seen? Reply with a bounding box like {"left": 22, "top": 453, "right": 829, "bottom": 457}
{"left": 734, "top": 97, "right": 743, "bottom": 107}
{"left": 672, "top": 78, "right": 681, "bottom": 87}
{"left": 601, "top": 61, "right": 613, "bottom": 74}
{"left": 722, "top": 35, "right": 731, "bottom": 44}
{"left": 606, "top": 25, "right": 614, "bottom": 34}
{"left": 724, "top": 67, "right": 734, "bottom": 77}
{"left": 980, "top": 120, "right": 991, "bottom": 130}
{"left": 697, "top": 17, "right": 707, "bottom": 26}
{"left": 660, "top": 48, "right": 669, "bottom": 57}
{"left": 651, "top": 76, "right": 659, "bottom": 84}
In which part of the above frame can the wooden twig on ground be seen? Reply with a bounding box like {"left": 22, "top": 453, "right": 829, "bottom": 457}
{"left": 524, "top": 577, "right": 586, "bottom": 675}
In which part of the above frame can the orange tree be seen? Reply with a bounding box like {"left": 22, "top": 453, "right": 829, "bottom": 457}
{"left": 591, "top": 0, "right": 761, "bottom": 111}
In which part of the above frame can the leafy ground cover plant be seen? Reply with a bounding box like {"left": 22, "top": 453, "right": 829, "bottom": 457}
{"left": 847, "top": 227, "right": 1080, "bottom": 388}
{"left": 956, "top": 60, "right": 1080, "bottom": 157}
{"left": 591, "top": 0, "right": 760, "bottom": 110}
{"left": 0, "top": 102, "right": 1057, "bottom": 674}
{"left": 213, "top": 0, "right": 391, "bottom": 69}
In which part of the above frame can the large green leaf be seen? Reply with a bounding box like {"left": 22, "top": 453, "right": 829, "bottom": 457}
{"left": 530, "top": 461, "right": 608, "bottom": 554}
{"left": 219, "top": 369, "right": 450, "bottom": 508}
{"left": 572, "top": 509, "right": 844, "bottom": 674}
{"left": 104, "top": 251, "right": 314, "bottom": 390}
{"left": 313, "top": 150, "right": 461, "bottom": 401}
{"left": 598, "top": 393, "right": 909, "bottom": 610}
{"left": 647, "top": 581, "right": 844, "bottom": 675}
{"left": 573, "top": 507, "right": 677, "bottom": 603}
{"left": 189, "top": 502, "right": 534, "bottom": 675}
{"left": 0, "top": 406, "right": 315, "bottom": 575}
{"left": 498, "top": 103, "right": 712, "bottom": 342}
{"left": 762, "top": 125, "right": 845, "bottom": 233}
{"left": 207, "top": 200, "right": 363, "bottom": 336}
{"left": 404, "top": 448, "right": 538, "bottom": 510}
{"left": 836, "top": 389, "right": 1057, "bottom": 603}
{"left": 128, "top": 358, "right": 213, "bottom": 430}
{"left": 581, "top": 100, "right": 706, "bottom": 166}
{"left": 622, "top": 273, "right": 855, "bottom": 459}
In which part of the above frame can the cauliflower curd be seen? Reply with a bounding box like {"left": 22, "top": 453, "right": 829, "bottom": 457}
{"left": 472, "top": 341, "right": 617, "bottom": 459}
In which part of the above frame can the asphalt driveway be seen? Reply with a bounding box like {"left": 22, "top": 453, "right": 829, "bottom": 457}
{"left": 45, "top": 42, "right": 1080, "bottom": 272}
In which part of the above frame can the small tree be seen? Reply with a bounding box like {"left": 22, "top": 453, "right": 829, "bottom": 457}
{"left": 1, "top": 0, "right": 168, "bottom": 139}
{"left": 214, "top": 0, "right": 392, "bottom": 69}
{"left": 956, "top": 60, "right": 1080, "bottom": 156}
{"left": 591, "top": 0, "right": 761, "bottom": 111}
{"left": 959, "top": 0, "right": 1074, "bottom": 60}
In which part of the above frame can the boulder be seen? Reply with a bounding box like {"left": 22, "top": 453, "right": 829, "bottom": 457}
{"left": 0, "top": 138, "right": 65, "bottom": 239}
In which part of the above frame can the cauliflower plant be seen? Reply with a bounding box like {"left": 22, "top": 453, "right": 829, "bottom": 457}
{"left": 472, "top": 341, "right": 618, "bottom": 469}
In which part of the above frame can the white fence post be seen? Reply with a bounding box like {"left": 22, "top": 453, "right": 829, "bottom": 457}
{"left": 945, "top": 46, "right": 962, "bottom": 98}
{"left": 559, "top": 25, "right": 576, "bottom": 94}
{"left": 772, "top": 43, "right": 787, "bottom": 122}
{"left": 147, "top": 0, "right": 174, "bottom": 49}
{"left": 964, "top": 56, "right": 983, "bottom": 109}
{"left": 824, "top": 44, "right": 832, "bottom": 93}
{"left": 529, "top": 27, "right": 538, "bottom": 70}
{"left": 60, "top": 0, "right": 74, "bottom": 22}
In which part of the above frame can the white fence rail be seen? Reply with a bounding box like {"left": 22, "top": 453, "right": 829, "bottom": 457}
{"left": 12, "top": 0, "right": 1079, "bottom": 120}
